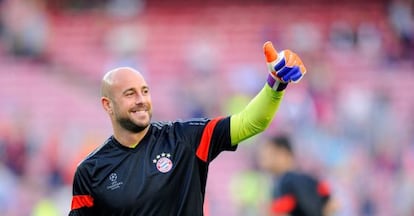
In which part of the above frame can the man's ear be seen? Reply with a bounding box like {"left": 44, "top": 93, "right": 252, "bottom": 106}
{"left": 101, "top": 97, "right": 113, "bottom": 114}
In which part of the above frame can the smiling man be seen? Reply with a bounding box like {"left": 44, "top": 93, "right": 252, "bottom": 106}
{"left": 100, "top": 69, "right": 153, "bottom": 146}
{"left": 69, "top": 42, "right": 307, "bottom": 216}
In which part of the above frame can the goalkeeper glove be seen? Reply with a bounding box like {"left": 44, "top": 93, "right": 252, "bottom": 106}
{"left": 263, "top": 41, "right": 307, "bottom": 91}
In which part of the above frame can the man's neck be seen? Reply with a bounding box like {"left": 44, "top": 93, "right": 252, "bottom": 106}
{"left": 113, "top": 126, "right": 150, "bottom": 148}
{"left": 275, "top": 162, "right": 295, "bottom": 176}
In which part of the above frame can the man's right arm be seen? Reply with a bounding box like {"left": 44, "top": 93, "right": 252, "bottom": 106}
{"left": 69, "top": 166, "right": 96, "bottom": 216}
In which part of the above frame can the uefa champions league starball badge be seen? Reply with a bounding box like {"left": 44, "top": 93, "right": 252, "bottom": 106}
{"left": 153, "top": 153, "right": 173, "bottom": 173}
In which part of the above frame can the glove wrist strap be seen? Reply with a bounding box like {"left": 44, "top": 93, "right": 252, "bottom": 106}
{"left": 267, "top": 74, "right": 288, "bottom": 91}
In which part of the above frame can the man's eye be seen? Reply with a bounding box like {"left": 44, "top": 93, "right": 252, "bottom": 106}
{"left": 125, "top": 92, "right": 134, "bottom": 96}
{"left": 143, "top": 89, "right": 149, "bottom": 95}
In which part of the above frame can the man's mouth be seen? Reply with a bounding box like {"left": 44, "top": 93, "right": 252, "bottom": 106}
{"left": 131, "top": 110, "right": 147, "bottom": 113}
{"left": 130, "top": 106, "right": 148, "bottom": 115}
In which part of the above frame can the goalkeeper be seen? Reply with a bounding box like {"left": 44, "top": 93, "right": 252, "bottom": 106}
{"left": 69, "top": 41, "right": 306, "bottom": 216}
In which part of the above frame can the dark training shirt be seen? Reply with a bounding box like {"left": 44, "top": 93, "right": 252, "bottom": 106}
{"left": 271, "top": 171, "right": 331, "bottom": 216}
{"left": 69, "top": 117, "right": 237, "bottom": 216}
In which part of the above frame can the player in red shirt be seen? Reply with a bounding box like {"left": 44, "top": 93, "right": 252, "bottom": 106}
{"left": 259, "top": 135, "right": 338, "bottom": 216}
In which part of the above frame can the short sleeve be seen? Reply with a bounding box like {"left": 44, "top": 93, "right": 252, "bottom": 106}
{"left": 69, "top": 166, "right": 96, "bottom": 216}
{"left": 195, "top": 116, "right": 237, "bottom": 163}
{"left": 178, "top": 116, "right": 237, "bottom": 163}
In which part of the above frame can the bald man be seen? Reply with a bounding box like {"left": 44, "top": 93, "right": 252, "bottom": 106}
{"left": 69, "top": 42, "right": 307, "bottom": 216}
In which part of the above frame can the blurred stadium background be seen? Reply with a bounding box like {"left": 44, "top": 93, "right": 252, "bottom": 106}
{"left": 0, "top": 0, "right": 413, "bottom": 215}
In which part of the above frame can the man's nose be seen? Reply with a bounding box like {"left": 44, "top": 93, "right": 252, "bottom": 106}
{"left": 135, "top": 93, "right": 145, "bottom": 104}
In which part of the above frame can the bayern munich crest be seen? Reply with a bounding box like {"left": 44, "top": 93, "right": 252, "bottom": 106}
{"left": 153, "top": 153, "right": 173, "bottom": 173}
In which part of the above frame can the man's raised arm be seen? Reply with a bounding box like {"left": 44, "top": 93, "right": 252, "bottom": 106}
{"left": 230, "top": 41, "right": 307, "bottom": 145}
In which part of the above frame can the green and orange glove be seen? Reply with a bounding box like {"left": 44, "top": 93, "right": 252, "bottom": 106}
{"left": 264, "top": 41, "right": 307, "bottom": 91}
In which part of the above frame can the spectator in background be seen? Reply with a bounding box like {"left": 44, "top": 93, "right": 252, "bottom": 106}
{"left": 105, "top": 23, "right": 147, "bottom": 74}
{"left": 388, "top": 0, "right": 414, "bottom": 60}
{"left": 258, "top": 135, "right": 338, "bottom": 216}
{"left": 1, "top": 121, "right": 28, "bottom": 177}
{"left": 105, "top": 0, "right": 145, "bottom": 18}
{"left": 356, "top": 22, "right": 382, "bottom": 61}
{"left": 0, "top": 0, "right": 48, "bottom": 60}
{"left": 285, "top": 22, "right": 322, "bottom": 55}
{"left": 229, "top": 167, "right": 269, "bottom": 216}
{"left": 183, "top": 35, "right": 221, "bottom": 118}
{"left": 0, "top": 0, "right": 4, "bottom": 37}
{"left": 329, "top": 20, "right": 356, "bottom": 51}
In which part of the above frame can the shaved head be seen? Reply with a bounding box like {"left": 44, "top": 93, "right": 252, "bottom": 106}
{"left": 101, "top": 67, "right": 152, "bottom": 134}
{"left": 101, "top": 67, "right": 144, "bottom": 99}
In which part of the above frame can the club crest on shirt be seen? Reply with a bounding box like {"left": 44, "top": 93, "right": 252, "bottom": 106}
{"left": 153, "top": 153, "right": 173, "bottom": 173}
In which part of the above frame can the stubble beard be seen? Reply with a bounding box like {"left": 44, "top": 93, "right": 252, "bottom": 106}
{"left": 117, "top": 112, "right": 152, "bottom": 133}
